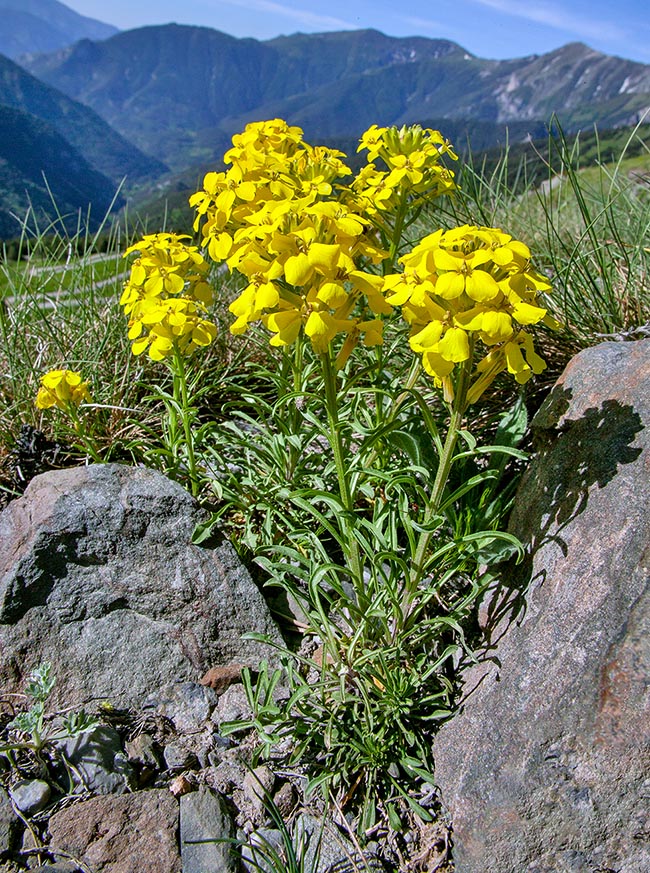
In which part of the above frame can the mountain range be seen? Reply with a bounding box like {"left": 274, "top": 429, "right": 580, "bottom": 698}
{"left": 0, "top": 52, "right": 165, "bottom": 236}
{"left": 0, "top": 102, "right": 121, "bottom": 238}
{"left": 22, "top": 25, "right": 650, "bottom": 171}
{"left": 0, "top": 0, "right": 117, "bottom": 60}
{"left": 1, "top": 0, "right": 650, "bottom": 239}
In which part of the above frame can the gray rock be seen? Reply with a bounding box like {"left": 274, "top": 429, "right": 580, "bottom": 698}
{"left": 179, "top": 786, "right": 237, "bottom": 873}
{"left": 213, "top": 683, "right": 253, "bottom": 726}
{"left": 9, "top": 780, "right": 50, "bottom": 816}
{"left": 55, "top": 725, "right": 133, "bottom": 795}
{"left": 0, "top": 787, "right": 21, "bottom": 857}
{"left": 242, "top": 766, "right": 275, "bottom": 823}
{"left": 0, "top": 464, "right": 283, "bottom": 709}
{"left": 144, "top": 681, "right": 217, "bottom": 734}
{"left": 163, "top": 742, "right": 200, "bottom": 772}
{"left": 433, "top": 340, "right": 650, "bottom": 872}
{"left": 48, "top": 790, "right": 180, "bottom": 873}
{"left": 294, "top": 814, "right": 357, "bottom": 873}
{"left": 124, "top": 733, "right": 162, "bottom": 770}
{"left": 272, "top": 781, "right": 296, "bottom": 818}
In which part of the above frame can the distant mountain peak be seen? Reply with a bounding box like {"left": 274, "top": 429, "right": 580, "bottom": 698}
{"left": 0, "top": 0, "right": 118, "bottom": 60}
{"left": 20, "top": 23, "right": 650, "bottom": 171}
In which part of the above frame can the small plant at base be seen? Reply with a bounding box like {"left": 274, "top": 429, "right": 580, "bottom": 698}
{"left": 34, "top": 369, "right": 103, "bottom": 464}
{"left": 216, "top": 767, "right": 325, "bottom": 873}
{"left": 2, "top": 663, "right": 98, "bottom": 769}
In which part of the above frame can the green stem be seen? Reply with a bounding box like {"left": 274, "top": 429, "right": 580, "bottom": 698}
{"left": 67, "top": 407, "right": 103, "bottom": 464}
{"left": 320, "top": 351, "right": 364, "bottom": 601}
{"left": 401, "top": 352, "right": 473, "bottom": 624}
{"left": 361, "top": 355, "right": 422, "bottom": 473}
{"left": 283, "top": 334, "right": 305, "bottom": 481}
{"left": 373, "top": 344, "right": 385, "bottom": 432}
{"left": 386, "top": 190, "right": 410, "bottom": 272}
{"left": 173, "top": 347, "right": 199, "bottom": 497}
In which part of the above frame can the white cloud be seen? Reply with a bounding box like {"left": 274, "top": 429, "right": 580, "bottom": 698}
{"left": 470, "top": 0, "right": 626, "bottom": 43}
{"left": 219, "top": 0, "right": 356, "bottom": 30}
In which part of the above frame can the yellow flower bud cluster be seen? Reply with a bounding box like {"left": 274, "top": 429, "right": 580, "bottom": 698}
{"left": 385, "top": 224, "right": 555, "bottom": 400}
{"left": 190, "top": 119, "right": 390, "bottom": 355}
{"left": 121, "top": 233, "right": 217, "bottom": 361}
{"left": 35, "top": 369, "right": 92, "bottom": 410}
{"left": 348, "top": 124, "right": 458, "bottom": 215}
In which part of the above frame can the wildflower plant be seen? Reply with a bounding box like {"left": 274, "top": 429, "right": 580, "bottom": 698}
{"left": 34, "top": 369, "right": 102, "bottom": 463}
{"left": 121, "top": 232, "right": 217, "bottom": 495}
{"left": 122, "top": 119, "right": 552, "bottom": 831}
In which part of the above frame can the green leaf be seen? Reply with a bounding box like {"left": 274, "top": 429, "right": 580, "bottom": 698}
{"left": 387, "top": 803, "right": 403, "bottom": 832}
{"left": 191, "top": 516, "right": 219, "bottom": 545}
{"left": 458, "top": 428, "right": 477, "bottom": 450}
{"left": 24, "top": 663, "right": 55, "bottom": 702}
{"left": 387, "top": 429, "right": 423, "bottom": 465}
{"left": 494, "top": 394, "right": 528, "bottom": 450}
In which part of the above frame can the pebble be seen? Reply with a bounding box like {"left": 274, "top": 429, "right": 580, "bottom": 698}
{"left": 9, "top": 780, "right": 51, "bottom": 816}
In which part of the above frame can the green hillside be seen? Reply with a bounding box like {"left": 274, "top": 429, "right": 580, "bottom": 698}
{"left": 0, "top": 53, "right": 165, "bottom": 183}
{"left": 22, "top": 26, "right": 650, "bottom": 171}
{"left": 0, "top": 103, "right": 121, "bottom": 237}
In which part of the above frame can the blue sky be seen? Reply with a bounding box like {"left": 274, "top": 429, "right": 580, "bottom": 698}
{"left": 64, "top": 0, "right": 650, "bottom": 64}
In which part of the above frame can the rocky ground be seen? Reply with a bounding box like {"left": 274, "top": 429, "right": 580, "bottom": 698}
{"left": 0, "top": 339, "right": 648, "bottom": 872}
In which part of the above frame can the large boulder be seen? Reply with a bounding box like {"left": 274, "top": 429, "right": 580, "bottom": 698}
{"left": 0, "top": 464, "right": 282, "bottom": 709}
{"left": 433, "top": 340, "right": 650, "bottom": 872}
{"left": 47, "top": 790, "right": 181, "bottom": 873}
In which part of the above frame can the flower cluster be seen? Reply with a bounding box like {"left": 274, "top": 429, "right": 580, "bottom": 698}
{"left": 35, "top": 370, "right": 92, "bottom": 410}
{"left": 384, "top": 224, "right": 554, "bottom": 399}
{"left": 348, "top": 124, "right": 458, "bottom": 216}
{"left": 190, "top": 119, "right": 390, "bottom": 356}
{"left": 121, "top": 233, "right": 216, "bottom": 361}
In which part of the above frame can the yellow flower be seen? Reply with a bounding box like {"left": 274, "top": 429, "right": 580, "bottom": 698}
{"left": 128, "top": 297, "right": 217, "bottom": 361}
{"left": 352, "top": 124, "right": 458, "bottom": 214}
{"left": 122, "top": 233, "right": 212, "bottom": 313}
{"left": 35, "top": 370, "right": 92, "bottom": 410}
{"left": 390, "top": 223, "right": 553, "bottom": 397}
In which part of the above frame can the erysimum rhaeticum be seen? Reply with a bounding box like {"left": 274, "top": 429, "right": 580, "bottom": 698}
{"left": 386, "top": 224, "right": 555, "bottom": 403}
{"left": 35, "top": 369, "right": 92, "bottom": 410}
{"left": 121, "top": 233, "right": 217, "bottom": 361}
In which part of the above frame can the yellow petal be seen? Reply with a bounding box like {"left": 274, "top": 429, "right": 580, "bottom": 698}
{"left": 421, "top": 352, "right": 455, "bottom": 379}
{"left": 480, "top": 310, "right": 513, "bottom": 343}
{"left": 504, "top": 340, "right": 528, "bottom": 377}
{"left": 208, "top": 233, "right": 232, "bottom": 261}
{"left": 317, "top": 282, "right": 348, "bottom": 308}
{"left": 131, "top": 337, "right": 150, "bottom": 356}
{"left": 284, "top": 252, "right": 312, "bottom": 287}
{"left": 130, "top": 263, "right": 146, "bottom": 285}
{"left": 512, "top": 300, "right": 546, "bottom": 325}
{"left": 433, "top": 249, "right": 463, "bottom": 271}
{"left": 435, "top": 272, "right": 465, "bottom": 299}
{"left": 465, "top": 270, "right": 500, "bottom": 302}
{"left": 438, "top": 327, "right": 470, "bottom": 362}
{"left": 304, "top": 311, "right": 337, "bottom": 351}
{"left": 409, "top": 321, "right": 444, "bottom": 352}
{"left": 308, "top": 243, "right": 340, "bottom": 275}
{"left": 255, "top": 282, "right": 280, "bottom": 310}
